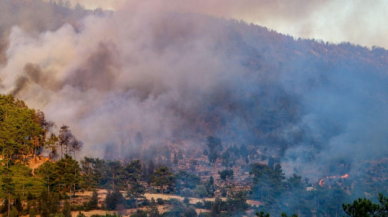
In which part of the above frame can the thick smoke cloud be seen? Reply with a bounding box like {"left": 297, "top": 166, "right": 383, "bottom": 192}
{"left": 1, "top": 0, "right": 388, "bottom": 183}
{"left": 0, "top": 9, "right": 264, "bottom": 157}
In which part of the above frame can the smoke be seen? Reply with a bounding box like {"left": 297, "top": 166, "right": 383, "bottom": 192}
{"left": 1, "top": 0, "right": 388, "bottom": 186}
{"left": 0, "top": 38, "right": 7, "bottom": 66}
{"left": 63, "top": 0, "right": 388, "bottom": 49}
{"left": 0, "top": 8, "right": 262, "bottom": 157}
{"left": 10, "top": 76, "right": 29, "bottom": 96}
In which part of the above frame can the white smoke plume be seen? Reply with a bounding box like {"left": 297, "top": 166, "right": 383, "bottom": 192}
{"left": 0, "top": 8, "right": 255, "bottom": 157}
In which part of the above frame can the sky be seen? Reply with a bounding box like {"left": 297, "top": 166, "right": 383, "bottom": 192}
{"left": 63, "top": 0, "right": 388, "bottom": 49}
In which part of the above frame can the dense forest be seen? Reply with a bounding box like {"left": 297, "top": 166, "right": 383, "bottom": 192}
{"left": 1, "top": 0, "right": 388, "bottom": 217}
{"left": 0, "top": 95, "right": 384, "bottom": 217}
{"left": 1, "top": 0, "right": 388, "bottom": 176}
{"left": 0, "top": 94, "right": 82, "bottom": 163}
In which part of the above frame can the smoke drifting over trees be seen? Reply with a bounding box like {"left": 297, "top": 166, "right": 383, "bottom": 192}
{"left": 57, "top": 0, "right": 388, "bottom": 49}
{"left": 1, "top": 0, "right": 388, "bottom": 184}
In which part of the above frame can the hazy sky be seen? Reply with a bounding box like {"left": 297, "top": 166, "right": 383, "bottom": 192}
{"left": 65, "top": 0, "right": 388, "bottom": 49}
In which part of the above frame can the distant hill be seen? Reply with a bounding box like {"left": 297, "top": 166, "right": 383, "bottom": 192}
{"left": 1, "top": 1, "right": 388, "bottom": 178}
{"left": 109, "top": 13, "right": 388, "bottom": 176}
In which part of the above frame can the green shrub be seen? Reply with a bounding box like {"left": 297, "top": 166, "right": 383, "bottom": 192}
{"left": 157, "top": 198, "right": 164, "bottom": 205}
{"left": 181, "top": 188, "right": 192, "bottom": 197}
{"left": 27, "top": 192, "right": 35, "bottom": 200}
{"left": 29, "top": 208, "right": 37, "bottom": 217}
{"left": 71, "top": 205, "right": 84, "bottom": 211}
{"left": 76, "top": 211, "right": 86, "bottom": 217}
{"left": 195, "top": 202, "right": 203, "bottom": 208}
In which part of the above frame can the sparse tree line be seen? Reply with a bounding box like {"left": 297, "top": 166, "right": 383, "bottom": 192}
{"left": 203, "top": 136, "right": 268, "bottom": 169}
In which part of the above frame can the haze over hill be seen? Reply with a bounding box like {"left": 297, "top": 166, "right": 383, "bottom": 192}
{"left": 50, "top": 0, "right": 388, "bottom": 49}
{"left": 1, "top": 0, "right": 388, "bottom": 182}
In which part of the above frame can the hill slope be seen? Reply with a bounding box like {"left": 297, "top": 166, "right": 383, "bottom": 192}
{"left": 0, "top": 2, "right": 388, "bottom": 181}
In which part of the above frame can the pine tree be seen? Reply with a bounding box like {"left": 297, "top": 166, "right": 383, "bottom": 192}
{"left": 58, "top": 125, "right": 71, "bottom": 158}
{"left": 209, "top": 176, "right": 214, "bottom": 186}
{"left": 50, "top": 193, "right": 60, "bottom": 214}
{"left": 106, "top": 188, "right": 125, "bottom": 211}
{"left": 15, "top": 194, "right": 23, "bottom": 212}
{"left": 39, "top": 190, "right": 50, "bottom": 217}
{"left": 184, "top": 206, "right": 197, "bottom": 217}
{"left": 129, "top": 182, "right": 145, "bottom": 208}
{"left": 256, "top": 211, "right": 270, "bottom": 217}
{"left": 88, "top": 189, "right": 99, "bottom": 209}
{"left": 55, "top": 154, "right": 81, "bottom": 193}
{"left": 2, "top": 171, "right": 15, "bottom": 217}
{"left": 343, "top": 193, "right": 388, "bottom": 216}
{"left": 80, "top": 157, "right": 94, "bottom": 190}
{"left": 207, "top": 136, "right": 222, "bottom": 164}
{"left": 105, "top": 190, "right": 113, "bottom": 210}
{"left": 106, "top": 160, "right": 123, "bottom": 190}
{"left": 211, "top": 197, "right": 222, "bottom": 216}
{"left": 152, "top": 167, "right": 174, "bottom": 194}
{"left": 148, "top": 198, "right": 159, "bottom": 217}
{"left": 38, "top": 161, "right": 57, "bottom": 193}
{"left": 27, "top": 192, "right": 34, "bottom": 201}
{"left": 62, "top": 201, "right": 71, "bottom": 217}
{"left": 124, "top": 160, "right": 142, "bottom": 190}
{"left": 29, "top": 208, "right": 37, "bottom": 217}
{"left": 9, "top": 207, "right": 18, "bottom": 217}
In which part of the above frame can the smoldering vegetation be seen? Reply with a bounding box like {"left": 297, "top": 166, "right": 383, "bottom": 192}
{"left": 1, "top": 0, "right": 388, "bottom": 184}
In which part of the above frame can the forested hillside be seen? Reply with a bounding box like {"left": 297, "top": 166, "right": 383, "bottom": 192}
{"left": 0, "top": 94, "right": 82, "bottom": 164}
{"left": 1, "top": 1, "right": 388, "bottom": 216}
{"left": 0, "top": 94, "right": 49, "bottom": 163}
{"left": 1, "top": 1, "right": 388, "bottom": 175}
{"left": 0, "top": 96, "right": 383, "bottom": 217}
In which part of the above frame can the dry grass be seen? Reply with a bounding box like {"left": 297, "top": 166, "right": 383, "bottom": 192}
{"left": 144, "top": 193, "right": 227, "bottom": 204}
{"left": 145, "top": 193, "right": 262, "bottom": 206}
{"left": 195, "top": 209, "right": 209, "bottom": 215}
{"left": 71, "top": 210, "right": 115, "bottom": 217}
{"left": 74, "top": 191, "right": 262, "bottom": 215}
{"left": 246, "top": 200, "right": 262, "bottom": 206}
{"left": 68, "top": 205, "right": 170, "bottom": 217}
